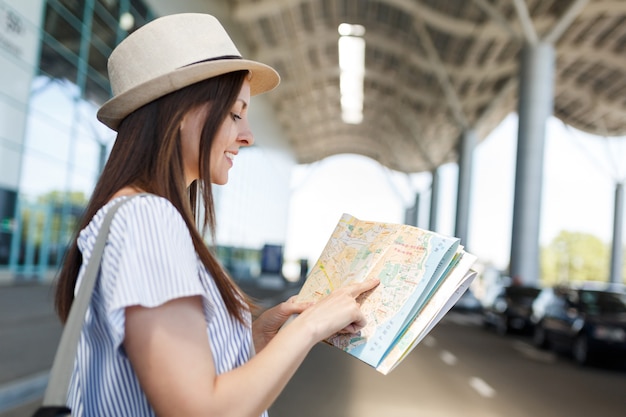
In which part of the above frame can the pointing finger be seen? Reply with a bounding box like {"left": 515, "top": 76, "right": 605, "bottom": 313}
{"left": 348, "top": 278, "right": 380, "bottom": 297}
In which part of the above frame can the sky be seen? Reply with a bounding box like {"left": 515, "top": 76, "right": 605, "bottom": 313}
{"left": 283, "top": 112, "right": 626, "bottom": 275}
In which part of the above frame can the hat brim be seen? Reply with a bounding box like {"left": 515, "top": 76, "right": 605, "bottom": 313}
{"left": 97, "top": 58, "right": 280, "bottom": 131}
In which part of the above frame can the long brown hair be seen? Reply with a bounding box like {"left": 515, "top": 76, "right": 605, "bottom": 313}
{"left": 55, "top": 70, "right": 250, "bottom": 323}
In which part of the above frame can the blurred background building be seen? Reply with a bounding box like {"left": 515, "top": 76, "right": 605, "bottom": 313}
{"left": 1, "top": 0, "right": 625, "bottom": 287}
{"left": 0, "top": 0, "right": 296, "bottom": 283}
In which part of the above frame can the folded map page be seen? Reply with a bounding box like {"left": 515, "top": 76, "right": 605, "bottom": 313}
{"left": 376, "top": 258, "right": 477, "bottom": 374}
{"left": 295, "top": 213, "right": 478, "bottom": 374}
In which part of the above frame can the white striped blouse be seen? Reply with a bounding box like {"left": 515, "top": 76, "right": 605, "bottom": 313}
{"left": 67, "top": 194, "right": 267, "bottom": 417}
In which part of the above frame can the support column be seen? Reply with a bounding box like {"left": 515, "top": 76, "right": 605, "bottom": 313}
{"left": 509, "top": 42, "right": 554, "bottom": 286}
{"left": 405, "top": 193, "right": 419, "bottom": 227}
{"left": 455, "top": 129, "right": 476, "bottom": 248}
{"left": 429, "top": 168, "right": 440, "bottom": 232}
{"left": 609, "top": 182, "right": 624, "bottom": 285}
{"left": 56, "top": 0, "right": 95, "bottom": 270}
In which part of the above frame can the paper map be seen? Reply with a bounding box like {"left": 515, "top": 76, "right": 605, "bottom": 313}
{"left": 295, "top": 213, "right": 477, "bottom": 374}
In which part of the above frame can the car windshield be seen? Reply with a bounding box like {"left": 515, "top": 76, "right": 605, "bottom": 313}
{"left": 579, "top": 290, "right": 626, "bottom": 315}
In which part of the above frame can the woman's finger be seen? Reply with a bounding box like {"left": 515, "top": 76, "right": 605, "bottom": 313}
{"left": 347, "top": 278, "right": 380, "bottom": 297}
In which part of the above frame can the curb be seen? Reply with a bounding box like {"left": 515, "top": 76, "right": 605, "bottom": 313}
{"left": 0, "top": 371, "right": 48, "bottom": 414}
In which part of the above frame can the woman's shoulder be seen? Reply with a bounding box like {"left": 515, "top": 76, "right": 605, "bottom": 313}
{"left": 111, "top": 193, "right": 190, "bottom": 235}
{"left": 112, "top": 193, "right": 180, "bottom": 218}
{"left": 78, "top": 194, "right": 187, "bottom": 250}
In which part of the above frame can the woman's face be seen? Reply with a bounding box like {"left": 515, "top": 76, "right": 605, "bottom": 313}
{"left": 180, "top": 79, "right": 253, "bottom": 186}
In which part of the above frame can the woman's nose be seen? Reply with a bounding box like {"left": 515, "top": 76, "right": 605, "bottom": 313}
{"left": 238, "top": 121, "right": 254, "bottom": 146}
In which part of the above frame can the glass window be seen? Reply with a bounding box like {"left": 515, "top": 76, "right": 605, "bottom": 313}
{"left": 98, "top": 0, "right": 119, "bottom": 17}
{"left": 40, "top": 3, "right": 80, "bottom": 83}
{"left": 92, "top": 6, "right": 117, "bottom": 50}
{"left": 56, "top": 0, "right": 85, "bottom": 20}
{"left": 7, "top": 0, "right": 153, "bottom": 272}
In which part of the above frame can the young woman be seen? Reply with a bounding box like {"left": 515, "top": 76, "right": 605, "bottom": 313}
{"left": 54, "top": 13, "right": 378, "bottom": 417}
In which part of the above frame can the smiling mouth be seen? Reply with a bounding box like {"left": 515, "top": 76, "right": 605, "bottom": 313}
{"left": 225, "top": 152, "right": 235, "bottom": 161}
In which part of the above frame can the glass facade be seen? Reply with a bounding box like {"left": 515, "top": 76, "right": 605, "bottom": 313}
{"left": 0, "top": 0, "right": 295, "bottom": 282}
{"left": 1, "top": 0, "right": 152, "bottom": 279}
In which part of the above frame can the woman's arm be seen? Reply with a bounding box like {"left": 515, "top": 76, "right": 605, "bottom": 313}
{"left": 124, "top": 279, "right": 378, "bottom": 417}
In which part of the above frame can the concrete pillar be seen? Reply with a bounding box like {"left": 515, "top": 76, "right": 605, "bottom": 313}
{"left": 405, "top": 193, "right": 419, "bottom": 227}
{"left": 429, "top": 168, "right": 440, "bottom": 232}
{"left": 609, "top": 182, "right": 624, "bottom": 285}
{"left": 455, "top": 129, "right": 476, "bottom": 248}
{"left": 509, "top": 42, "right": 555, "bottom": 286}
{"left": 56, "top": 0, "right": 95, "bottom": 269}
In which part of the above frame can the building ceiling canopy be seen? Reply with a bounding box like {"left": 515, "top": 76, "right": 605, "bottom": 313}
{"left": 145, "top": 0, "right": 626, "bottom": 172}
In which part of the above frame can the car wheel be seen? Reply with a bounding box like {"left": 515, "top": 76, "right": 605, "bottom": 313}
{"left": 496, "top": 315, "right": 509, "bottom": 336}
{"left": 533, "top": 323, "right": 549, "bottom": 349}
{"left": 573, "top": 334, "right": 591, "bottom": 366}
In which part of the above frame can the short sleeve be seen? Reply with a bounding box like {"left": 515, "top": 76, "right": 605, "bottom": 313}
{"left": 99, "top": 196, "right": 207, "bottom": 351}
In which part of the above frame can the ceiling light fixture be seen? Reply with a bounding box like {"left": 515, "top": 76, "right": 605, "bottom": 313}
{"left": 119, "top": 12, "right": 135, "bottom": 31}
{"left": 338, "top": 23, "right": 365, "bottom": 125}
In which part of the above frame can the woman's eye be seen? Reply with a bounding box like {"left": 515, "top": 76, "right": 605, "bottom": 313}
{"left": 231, "top": 112, "right": 242, "bottom": 121}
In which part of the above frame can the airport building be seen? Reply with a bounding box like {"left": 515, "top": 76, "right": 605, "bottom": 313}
{"left": 0, "top": 0, "right": 295, "bottom": 282}
{"left": 1, "top": 0, "right": 625, "bottom": 286}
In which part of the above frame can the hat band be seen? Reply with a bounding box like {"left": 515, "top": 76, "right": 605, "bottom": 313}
{"left": 182, "top": 55, "right": 243, "bottom": 68}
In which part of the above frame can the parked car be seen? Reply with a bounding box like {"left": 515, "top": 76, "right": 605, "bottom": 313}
{"left": 452, "top": 288, "right": 483, "bottom": 313}
{"left": 482, "top": 285, "right": 541, "bottom": 335}
{"left": 531, "top": 284, "right": 626, "bottom": 366}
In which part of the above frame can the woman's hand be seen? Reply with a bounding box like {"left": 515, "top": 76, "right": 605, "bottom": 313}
{"left": 293, "top": 278, "right": 380, "bottom": 343}
{"left": 253, "top": 278, "right": 380, "bottom": 351}
{"left": 252, "top": 296, "right": 310, "bottom": 352}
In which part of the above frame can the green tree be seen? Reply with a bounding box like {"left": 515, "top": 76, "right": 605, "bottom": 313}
{"left": 16, "top": 190, "right": 89, "bottom": 265}
{"left": 541, "top": 231, "right": 609, "bottom": 286}
{"left": 36, "top": 190, "right": 88, "bottom": 206}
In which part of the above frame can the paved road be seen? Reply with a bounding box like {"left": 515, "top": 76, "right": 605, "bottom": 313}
{"left": 0, "top": 283, "right": 62, "bottom": 386}
{"left": 2, "top": 283, "right": 625, "bottom": 417}
{"left": 270, "top": 312, "right": 626, "bottom": 417}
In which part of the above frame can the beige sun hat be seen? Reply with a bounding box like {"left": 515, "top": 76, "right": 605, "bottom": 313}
{"left": 97, "top": 13, "right": 280, "bottom": 130}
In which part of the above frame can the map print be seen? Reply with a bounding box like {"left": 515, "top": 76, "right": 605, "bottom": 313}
{"left": 296, "top": 213, "right": 475, "bottom": 372}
